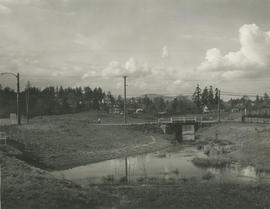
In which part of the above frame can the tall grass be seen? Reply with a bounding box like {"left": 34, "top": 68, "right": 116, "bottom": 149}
{"left": 192, "top": 157, "right": 231, "bottom": 168}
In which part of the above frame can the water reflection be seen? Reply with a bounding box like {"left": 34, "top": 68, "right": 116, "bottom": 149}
{"left": 51, "top": 147, "right": 270, "bottom": 185}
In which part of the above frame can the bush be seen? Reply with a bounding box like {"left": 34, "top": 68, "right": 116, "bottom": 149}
{"left": 202, "top": 172, "right": 215, "bottom": 180}
{"left": 192, "top": 157, "right": 231, "bottom": 168}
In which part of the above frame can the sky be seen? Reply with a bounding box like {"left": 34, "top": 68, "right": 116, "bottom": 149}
{"left": 0, "top": 0, "right": 270, "bottom": 97}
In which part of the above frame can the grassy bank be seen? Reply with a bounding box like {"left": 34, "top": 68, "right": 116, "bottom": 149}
{"left": 197, "top": 122, "right": 270, "bottom": 171}
{"left": 2, "top": 113, "right": 270, "bottom": 209}
{"left": 106, "top": 182, "right": 270, "bottom": 209}
{"left": 0, "top": 111, "right": 169, "bottom": 170}
{"left": 1, "top": 153, "right": 117, "bottom": 209}
{"left": 2, "top": 149, "right": 270, "bottom": 209}
{"left": 2, "top": 152, "right": 270, "bottom": 209}
{"left": 192, "top": 157, "right": 231, "bottom": 168}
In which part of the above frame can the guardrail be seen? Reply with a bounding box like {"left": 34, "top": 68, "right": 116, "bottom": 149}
{"left": 158, "top": 117, "right": 197, "bottom": 124}
{"left": 242, "top": 116, "right": 270, "bottom": 124}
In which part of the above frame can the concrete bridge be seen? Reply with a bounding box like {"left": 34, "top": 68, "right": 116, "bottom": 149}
{"left": 158, "top": 116, "right": 215, "bottom": 142}
{"left": 94, "top": 116, "right": 216, "bottom": 142}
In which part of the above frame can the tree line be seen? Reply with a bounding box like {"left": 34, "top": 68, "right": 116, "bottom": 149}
{"left": 0, "top": 84, "right": 107, "bottom": 117}
{"left": 0, "top": 83, "right": 222, "bottom": 118}
{"left": 2, "top": 82, "right": 269, "bottom": 119}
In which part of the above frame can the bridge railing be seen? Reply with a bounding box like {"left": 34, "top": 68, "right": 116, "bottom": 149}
{"left": 158, "top": 116, "right": 198, "bottom": 124}
{"left": 158, "top": 118, "right": 172, "bottom": 124}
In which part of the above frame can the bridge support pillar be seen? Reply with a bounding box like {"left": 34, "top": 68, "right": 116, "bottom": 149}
{"left": 175, "top": 124, "right": 183, "bottom": 142}
{"left": 195, "top": 123, "right": 199, "bottom": 131}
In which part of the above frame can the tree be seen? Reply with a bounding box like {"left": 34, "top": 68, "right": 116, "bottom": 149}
{"left": 142, "top": 96, "right": 155, "bottom": 113}
{"left": 263, "top": 93, "right": 270, "bottom": 105}
{"left": 25, "top": 81, "right": 31, "bottom": 122}
{"left": 214, "top": 88, "right": 219, "bottom": 105}
{"left": 201, "top": 87, "right": 209, "bottom": 106}
{"left": 83, "top": 87, "right": 93, "bottom": 109}
{"left": 208, "top": 85, "right": 215, "bottom": 108}
{"left": 192, "top": 84, "right": 202, "bottom": 110}
{"left": 107, "top": 91, "right": 115, "bottom": 107}
{"left": 116, "top": 95, "right": 124, "bottom": 109}
{"left": 92, "top": 87, "right": 104, "bottom": 110}
{"left": 153, "top": 97, "right": 166, "bottom": 112}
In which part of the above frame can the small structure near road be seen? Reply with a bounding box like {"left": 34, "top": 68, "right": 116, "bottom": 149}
{"left": 10, "top": 113, "right": 17, "bottom": 124}
{"left": 0, "top": 131, "right": 7, "bottom": 145}
{"left": 203, "top": 105, "right": 209, "bottom": 113}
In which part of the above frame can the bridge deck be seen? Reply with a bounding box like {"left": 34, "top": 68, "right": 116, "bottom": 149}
{"left": 158, "top": 116, "right": 198, "bottom": 124}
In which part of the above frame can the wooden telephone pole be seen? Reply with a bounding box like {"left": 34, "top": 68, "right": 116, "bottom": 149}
{"left": 123, "top": 76, "right": 127, "bottom": 124}
{"left": 123, "top": 75, "right": 128, "bottom": 183}
{"left": 16, "top": 73, "right": 21, "bottom": 125}
{"left": 26, "top": 81, "right": 30, "bottom": 124}
{"left": 218, "top": 90, "right": 221, "bottom": 122}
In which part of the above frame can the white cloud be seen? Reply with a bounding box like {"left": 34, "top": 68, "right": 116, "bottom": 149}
{"left": 197, "top": 24, "right": 270, "bottom": 79}
{"left": 82, "top": 58, "right": 152, "bottom": 78}
{"left": 173, "top": 80, "right": 182, "bottom": 85}
{"left": 0, "top": 4, "right": 11, "bottom": 14}
{"left": 73, "top": 33, "right": 103, "bottom": 51}
{"left": 0, "top": 0, "right": 40, "bottom": 4}
{"left": 161, "top": 45, "right": 169, "bottom": 59}
{"left": 81, "top": 70, "right": 97, "bottom": 79}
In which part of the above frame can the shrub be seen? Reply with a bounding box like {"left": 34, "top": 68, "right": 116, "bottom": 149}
{"left": 192, "top": 157, "right": 231, "bottom": 168}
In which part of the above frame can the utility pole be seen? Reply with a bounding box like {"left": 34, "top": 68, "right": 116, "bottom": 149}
{"left": 218, "top": 90, "right": 221, "bottom": 122}
{"left": 123, "top": 75, "right": 127, "bottom": 124}
{"left": 123, "top": 75, "right": 128, "bottom": 183}
{"left": 17, "top": 73, "right": 21, "bottom": 125}
{"left": 26, "top": 81, "right": 30, "bottom": 124}
{"left": 125, "top": 156, "right": 128, "bottom": 183}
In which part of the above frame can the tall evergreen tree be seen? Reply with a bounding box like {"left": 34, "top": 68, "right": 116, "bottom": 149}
{"left": 201, "top": 87, "right": 209, "bottom": 106}
{"left": 192, "top": 84, "right": 202, "bottom": 109}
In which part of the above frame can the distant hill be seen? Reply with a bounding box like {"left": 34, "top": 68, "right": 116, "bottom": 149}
{"left": 139, "top": 93, "right": 192, "bottom": 101}
{"left": 140, "top": 94, "right": 175, "bottom": 101}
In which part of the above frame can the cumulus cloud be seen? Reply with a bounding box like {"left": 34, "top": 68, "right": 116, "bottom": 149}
{"left": 73, "top": 33, "right": 103, "bottom": 51}
{"left": 162, "top": 45, "right": 169, "bottom": 59}
{"left": 197, "top": 24, "right": 270, "bottom": 79}
{"left": 82, "top": 57, "right": 152, "bottom": 79}
{"left": 0, "top": 0, "right": 40, "bottom": 4}
{"left": 0, "top": 4, "right": 11, "bottom": 14}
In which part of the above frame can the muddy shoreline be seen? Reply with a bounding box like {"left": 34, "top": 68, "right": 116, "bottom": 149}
{"left": 2, "top": 150, "right": 270, "bottom": 209}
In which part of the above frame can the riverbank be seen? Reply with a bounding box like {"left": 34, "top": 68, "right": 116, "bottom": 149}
{"left": 197, "top": 122, "right": 270, "bottom": 171}
{"left": 2, "top": 112, "right": 270, "bottom": 208}
{"left": 0, "top": 111, "right": 171, "bottom": 170}
{"left": 2, "top": 149, "right": 270, "bottom": 209}
{"left": 1, "top": 152, "right": 119, "bottom": 209}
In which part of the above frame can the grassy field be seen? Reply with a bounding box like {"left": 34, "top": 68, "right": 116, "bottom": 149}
{"left": 197, "top": 122, "right": 270, "bottom": 171}
{"left": 2, "top": 111, "right": 270, "bottom": 209}
{"left": 0, "top": 111, "right": 170, "bottom": 170}
{"left": 1, "top": 154, "right": 118, "bottom": 209}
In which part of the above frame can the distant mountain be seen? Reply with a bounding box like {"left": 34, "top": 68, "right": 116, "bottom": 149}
{"left": 139, "top": 93, "right": 192, "bottom": 101}
{"left": 140, "top": 93, "right": 175, "bottom": 101}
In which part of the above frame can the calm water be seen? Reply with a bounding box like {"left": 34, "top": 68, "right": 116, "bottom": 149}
{"left": 51, "top": 146, "right": 270, "bottom": 185}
